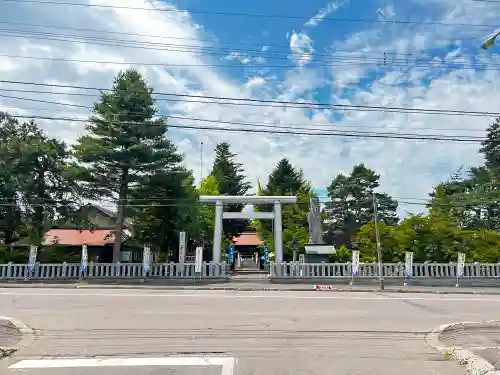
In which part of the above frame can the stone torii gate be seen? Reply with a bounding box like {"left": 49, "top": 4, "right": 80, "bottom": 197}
{"left": 199, "top": 195, "right": 297, "bottom": 264}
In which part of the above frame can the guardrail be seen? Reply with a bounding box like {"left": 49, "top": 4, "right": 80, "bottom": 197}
{"left": 0, "top": 262, "right": 228, "bottom": 281}
{"left": 269, "top": 262, "right": 500, "bottom": 285}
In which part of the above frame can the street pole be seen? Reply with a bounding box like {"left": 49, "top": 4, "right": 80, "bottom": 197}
{"left": 200, "top": 141, "right": 204, "bottom": 186}
{"left": 372, "top": 192, "right": 384, "bottom": 291}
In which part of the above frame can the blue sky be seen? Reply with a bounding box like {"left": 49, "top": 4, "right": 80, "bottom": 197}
{"left": 1, "top": 0, "right": 500, "bottom": 216}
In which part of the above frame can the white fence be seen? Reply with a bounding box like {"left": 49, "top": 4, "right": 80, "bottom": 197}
{"left": 0, "top": 262, "right": 228, "bottom": 280}
{"left": 270, "top": 262, "right": 500, "bottom": 279}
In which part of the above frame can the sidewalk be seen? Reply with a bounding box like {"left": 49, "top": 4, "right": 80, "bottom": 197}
{"left": 2, "top": 280, "right": 500, "bottom": 294}
{"left": 0, "top": 319, "right": 21, "bottom": 355}
{"left": 439, "top": 323, "right": 500, "bottom": 370}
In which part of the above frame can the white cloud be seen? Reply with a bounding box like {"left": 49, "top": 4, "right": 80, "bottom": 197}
{"left": 245, "top": 76, "right": 266, "bottom": 89}
{"left": 223, "top": 52, "right": 265, "bottom": 65}
{"left": 376, "top": 5, "right": 396, "bottom": 21}
{"left": 305, "top": 0, "right": 348, "bottom": 28}
{"left": 0, "top": 0, "right": 499, "bottom": 219}
{"left": 288, "top": 31, "right": 314, "bottom": 67}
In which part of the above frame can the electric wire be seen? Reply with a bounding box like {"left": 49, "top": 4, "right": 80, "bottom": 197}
{"left": 5, "top": 0, "right": 500, "bottom": 29}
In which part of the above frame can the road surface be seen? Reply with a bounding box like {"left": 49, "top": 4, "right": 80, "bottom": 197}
{"left": 2, "top": 288, "right": 499, "bottom": 375}
{"left": 0, "top": 318, "right": 22, "bottom": 350}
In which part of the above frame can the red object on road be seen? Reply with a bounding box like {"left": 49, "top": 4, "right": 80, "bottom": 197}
{"left": 313, "top": 284, "right": 335, "bottom": 290}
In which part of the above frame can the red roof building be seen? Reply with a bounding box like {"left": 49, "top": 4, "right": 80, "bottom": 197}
{"left": 42, "top": 229, "right": 115, "bottom": 246}
{"left": 232, "top": 232, "right": 264, "bottom": 246}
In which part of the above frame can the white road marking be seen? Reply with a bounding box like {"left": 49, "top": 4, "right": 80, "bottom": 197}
{"left": 9, "top": 356, "right": 236, "bottom": 375}
{"left": 0, "top": 290, "right": 500, "bottom": 302}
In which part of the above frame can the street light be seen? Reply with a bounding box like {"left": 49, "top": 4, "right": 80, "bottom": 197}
{"left": 372, "top": 192, "right": 384, "bottom": 291}
{"left": 481, "top": 30, "right": 500, "bottom": 50}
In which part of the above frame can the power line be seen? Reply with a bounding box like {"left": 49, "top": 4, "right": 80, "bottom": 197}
{"left": 3, "top": 113, "right": 483, "bottom": 142}
{"left": 0, "top": 28, "right": 387, "bottom": 62}
{"left": 0, "top": 93, "right": 486, "bottom": 139}
{"left": 0, "top": 27, "right": 498, "bottom": 68}
{"left": 9, "top": 90, "right": 481, "bottom": 118}
{"left": 0, "top": 21, "right": 457, "bottom": 57}
{"left": 2, "top": 49, "right": 500, "bottom": 73}
{"left": 4, "top": 0, "right": 500, "bottom": 28}
{"left": 0, "top": 89, "right": 486, "bottom": 133}
{"left": 0, "top": 27, "right": 499, "bottom": 73}
{"left": 0, "top": 20, "right": 497, "bottom": 60}
{"left": 1, "top": 79, "right": 499, "bottom": 117}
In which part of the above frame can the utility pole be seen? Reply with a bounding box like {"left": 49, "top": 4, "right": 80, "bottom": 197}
{"left": 200, "top": 141, "right": 204, "bottom": 186}
{"left": 372, "top": 192, "right": 384, "bottom": 291}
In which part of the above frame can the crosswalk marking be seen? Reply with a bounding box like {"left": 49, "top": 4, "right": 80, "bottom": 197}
{"left": 9, "top": 356, "right": 236, "bottom": 375}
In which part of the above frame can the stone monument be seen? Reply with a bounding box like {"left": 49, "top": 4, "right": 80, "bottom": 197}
{"left": 305, "top": 195, "right": 335, "bottom": 262}
{"left": 308, "top": 195, "right": 323, "bottom": 244}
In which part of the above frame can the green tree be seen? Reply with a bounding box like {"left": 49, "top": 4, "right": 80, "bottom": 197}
{"left": 129, "top": 165, "right": 199, "bottom": 255}
{"left": 0, "top": 113, "right": 80, "bottom": 244}
{"left": 357, "top": 212, "right": 500, "bottom": 263}
{"left": 209, "top": 142, "right": 251, "bottom": 240}
{"left": 428, "top": 118, "right": 500, "bottom": 232}
{"left": 480, "top": 117, "right": 500, "bottom": 178}
{"left": 323, "top": 164, "right": 398, "bottom": 248}
{"left": 73, "top": 69, "right": 173, "bottom": 261}
{"left": 256, "top": 158, "right": 311, "bottom": 260}
{"left": 0, "top": 113, "right": 24, "bottom": 243}
{"left": 429, "top": 167, "right": 500, "bottom": 231}
{"left": 196, "top": 175, "right": 221, "bottom": 255}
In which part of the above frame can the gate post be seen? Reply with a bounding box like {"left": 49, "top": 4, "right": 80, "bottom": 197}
{"left": 212, "top": 200, "right": 223, "bottom": 263}
{"left": 274, "top": 201, "right": 283, "bottom": 264}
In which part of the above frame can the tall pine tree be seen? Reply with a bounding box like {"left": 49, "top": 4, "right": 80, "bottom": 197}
{"left": 480, "top": 117, "right": 500, "bottom": 179}
{"left": 256, "top": 158, "right": 311, "bottom": 260}
{"left": 73, "top": 69, "right": 175, "bottom": 262}
{"left": 323, "top": 164, "right": 398, "bottom": 248}
{"left": 428, "top": 118, "right": 500, "bottom": 231}
{"left": 209, "top": 142, "right": 251, "bottom": 240}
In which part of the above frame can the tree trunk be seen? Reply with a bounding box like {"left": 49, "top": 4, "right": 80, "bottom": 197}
{"left": 33, "top": 165, "right": 46, "bottom": 244}
{"left": 113, "top": 168, "right": 129, "bottom": 263}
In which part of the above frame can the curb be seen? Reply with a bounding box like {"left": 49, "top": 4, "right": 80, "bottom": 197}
{"left": 0, "top": 316, "right": 36, "bottom": 359}
{"left": 2, "top": 283, "right": 500, "bottom": 294}
{"left": 426, "top": 320, "right": 500, "bottom": 375}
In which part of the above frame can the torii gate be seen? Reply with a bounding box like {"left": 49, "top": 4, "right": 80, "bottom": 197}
{"left": 199, "top": 195, "right": 297, "bottom": 264}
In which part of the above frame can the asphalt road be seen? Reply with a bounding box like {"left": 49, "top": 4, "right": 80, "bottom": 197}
{"left": 0, "top": 318, "right": 22, "bottom": 349}
{"left": 2, "top": 289, "right": 500, "bottom": 375}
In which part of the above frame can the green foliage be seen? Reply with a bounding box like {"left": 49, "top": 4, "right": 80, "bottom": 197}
{"left": 0, "top": 112, "right": 80, "bottom": 245}
{"left": 480, "top": 117, "right": 500, "bottom": 178}
{"left": 2, "top": 80, "right": 500, "bottom": 267}
{"left": 196, "top": 175, "right": 221, "bottom": 248}
{"left": 429, "top": 167, "right": 500, "bottom": 231}
{"left": 129, "top": 167, "right": 198, "bottom": 253}
{"left": 255, "top": 158, "right": 311, "bottom": 260}
{"left": 357, "top": 214, "right": 500, "bottom": 263}
{"left": 73, "top": 69, "right": 175, "bottom": 261}
{"left": 323, "top": 164, "right": 398, "bottom": 248}
{"left": 330, "top": 244, "right": 351, "bottom": 262}
{"left": 209, "top": 142, "right": 251, "bottom": 239}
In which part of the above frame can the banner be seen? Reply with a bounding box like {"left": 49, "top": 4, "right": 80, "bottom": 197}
{"left": 28, "top": 245, "right": 38, "bottom": 275}
{"left": 263, "top": 246, "right": 269, "bottom": 265}
{"left": 352, "top": 251, "right": 360, "bottom": 276}
{"left": 143, "top": 246, "right": 151, "bottom": 276}
{"left": 178, "top": 232, "right": 186, "bottom": 264}
{"left": 195, "top": 246, "right": 203, "bottom": 273}
{"left": 81, "top": 244, "right": 88, "bottom": 276}
{"left": 405, "top": 252, "right": 414, "bottom": 280}
{"left": 228, "top": 244, "right": 235, "bottom": 265}
{"left": 457, "top": 252, "right": 466, "bottom": 278}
